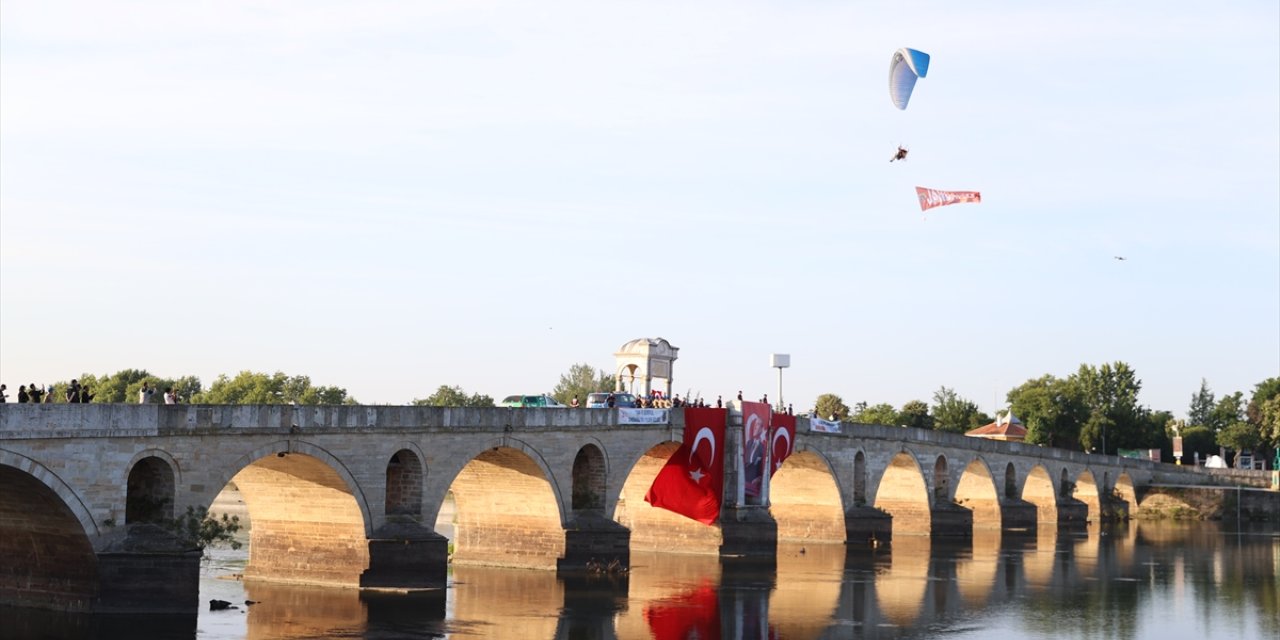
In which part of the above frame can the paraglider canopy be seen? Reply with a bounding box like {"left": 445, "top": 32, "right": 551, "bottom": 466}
{"left": 889, "top": 48, "right": 930, "bottom": 110}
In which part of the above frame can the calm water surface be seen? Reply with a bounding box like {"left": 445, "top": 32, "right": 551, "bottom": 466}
{"left": 5, "top": 521, "right": 1277, "bottom": 639}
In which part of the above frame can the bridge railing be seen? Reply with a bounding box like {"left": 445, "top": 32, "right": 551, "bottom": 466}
{"left": 0, "top": 404, "right": 678, "bottom": 436}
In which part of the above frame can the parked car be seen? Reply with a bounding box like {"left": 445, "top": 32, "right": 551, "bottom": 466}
{"left": 498, "top": 394, "right": 566, "bottom": 408}
{"left": 585, "top": 392, "right": 636, "bottom": 408}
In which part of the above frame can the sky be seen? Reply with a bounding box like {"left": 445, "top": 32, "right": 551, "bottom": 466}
{"left": 1, "top": 1, "right": 1277, "bottom": 418}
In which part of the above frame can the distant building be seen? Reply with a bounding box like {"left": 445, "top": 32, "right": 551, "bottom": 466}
{"left": 966, "top": 408, "right": 1027, "bottom": 443}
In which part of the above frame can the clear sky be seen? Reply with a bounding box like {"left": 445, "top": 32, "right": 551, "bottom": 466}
{"left": 2, "top": 1, "right": 1277, "bottom": 417}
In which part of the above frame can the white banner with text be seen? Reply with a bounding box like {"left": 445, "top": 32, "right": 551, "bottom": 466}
{"left": 619, "top": 408, "right": 670, "bottom": 425}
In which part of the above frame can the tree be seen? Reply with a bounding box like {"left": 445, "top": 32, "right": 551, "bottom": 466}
{"left": 898, "top": 400, "right": 933, "bottom": 430}
{"left": 1179, "top": 425, "right": 1217, "bottom": 463}
{"left": 1245, "top": 377, "right": 1280, "bottom": 428}
{"left": 931, "top": 387, "right": 986, "bottom": 434}
{"left": 1073, "top": 362, "right": 1147, "bottom": 454}
{"left": 193, "top": 371, "right": 354, "bottom": 405}
{"left": 1209, "top": 392, "right": 1245, "bottom": 431}
{"left": 1007, "top": 375, "right": 1087, "bottom": 449}
{"left": 1187, "top": 378, "right": 1216, "bottom": 427}
{"left": 412, "top": 385, "right": 494, "bottom": 407}
{"left": 813, "top": 393, "right": 851, "bottom": 421}
{"left": 852, "top": 403, "right": 898, "bottom": 426}
{"left": 552, "top": 363, "right": 615, "bottom": 406}
{"left": 1217, "top": 422, "right": 1261, "bottom": 456}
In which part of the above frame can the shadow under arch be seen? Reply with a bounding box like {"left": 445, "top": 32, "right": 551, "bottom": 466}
{"left": 771, "top": 448, "right": 846, "bottom": 543}
{"left": 1023, "top": 465, "right": 1058, "bottom": 524}
{"left": 0, "top": 460, "right": 100, "bottom": 611}
{"left": 874, "top": 451, "right": 931, "bottom": 537}
{"left": 449, "top": 445, "right": 566, "bottom": 570}
{"left": 220, "top": 444, "right": 372, "bottom": 588}
{"left": 954, "top": 457, "right": 1001, "bottom": 530}
{"left": 614, "top": 440, "right": 721, "bottom": 554}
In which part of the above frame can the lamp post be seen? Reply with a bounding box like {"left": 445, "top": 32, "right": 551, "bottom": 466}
{"left": 770, "top": 354, "right": 790, "bottom": 412}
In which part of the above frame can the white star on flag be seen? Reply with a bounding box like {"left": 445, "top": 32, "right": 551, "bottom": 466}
{"left": 688, "top": 468, "right": 705, "bottom": 483}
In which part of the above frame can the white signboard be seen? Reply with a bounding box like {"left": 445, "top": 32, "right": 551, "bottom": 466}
{"left": 810, "top": 418, "right": 842, "bottom": 433}
{"left": 618, "top": 408, "right": 669, "bottom": 425}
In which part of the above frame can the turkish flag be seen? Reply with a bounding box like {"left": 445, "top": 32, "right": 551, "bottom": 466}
{"left": 770, "top": 412, "right": 796, "bottom": 475}
{"left": 643, "top": 580, "right": 721, "bottom": 640}
{"left": 644, "top": 407, "right": 727, "bottom": 525}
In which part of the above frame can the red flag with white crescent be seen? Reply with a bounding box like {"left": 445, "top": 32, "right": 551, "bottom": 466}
{"left": 916, "top": 186, "right": 981, "bottom": 211}
{"left": 644, "top": 408, "right": 727, "bottom": 525}
{"left": 770, "top": 412, "right": 796, "bottom": 475}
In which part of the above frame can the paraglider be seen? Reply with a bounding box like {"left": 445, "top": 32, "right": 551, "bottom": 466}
{"left": 889, "top": 48, "right": 930, "bottom": 110}
{"left": 916, "top": 186, "right": 981, "bottom": 211}
{"left": 890, "top": 146, "right": 909, "bottom": 162}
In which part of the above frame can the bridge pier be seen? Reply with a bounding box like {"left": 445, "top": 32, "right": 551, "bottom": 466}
{"left": 95, "top": 524, "right": 202, "bottom": 615}
{"left": 719, "top": 505, "right": 778, "bottom": 560}
{"left": 930, "top": 502, "right": 973, "bottom": 537}
{"left": 360, "top": 523, "right": 449, "bottom": 590}
{"left": 999, "top": 499, "right": 1039, "bottom": 530}
{"left": 844, "top": 505, "right": 893, "bottom": 546}
{"left": 557, "top": 514, "right": 631, "bottom": 573}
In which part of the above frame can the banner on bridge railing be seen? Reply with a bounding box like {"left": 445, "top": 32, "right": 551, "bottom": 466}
{"left": 619, "top": 408, "right": 670, "bottom": 425}
{"left": 810, "top": 418, "right": 842, "bottom": 433}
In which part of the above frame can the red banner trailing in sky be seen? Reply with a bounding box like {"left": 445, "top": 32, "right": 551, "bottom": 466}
{"left": 645, "top": 408, "right": 727, "bottom": 525}
{"left": 916, "top": 186, "right": 981, "bottom": 211}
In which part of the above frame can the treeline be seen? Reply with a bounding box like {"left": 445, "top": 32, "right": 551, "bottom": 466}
{"left": 23, "top": 369, "right": 354, "bottom": 406}
{"left": 815, "top": 361, "right": 1280, "bottom": 463}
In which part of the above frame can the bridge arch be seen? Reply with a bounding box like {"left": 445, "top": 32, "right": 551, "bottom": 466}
{"left": 0, "top": 458, "right": 100, "bottom": 611}
{"left": 572, "top": 443, "right": 607, "bottom": 514}
{"left": 385, "top": 448, "right": 424, "bottom": 518}
{"left": 1023, "top": 465, "right": 1057, "bottom": 524}
{"left": 448, "top": 444, "right": 565, "bottom": 569}
{"left": 615, "top": 440, "right": 721, "bottom": 553}
{"left": 771, "top": 449, "right": 846, "bottom": 543}
{"left": 211, "top": 441, "right": 373, "bottom": 587}
{"left": 1114, "top": 473, "right": 1137, "bottom": 517}
{"left": 1003, "top": 462, "right": 1017, "bottom": 499}
{"left": 125, "top": 455, "right": 176, "bottom": 524}
{"left": 874, "top": 450, "right": 932, "bottom": 537}
{"left": 954, "top": 457, "right": 1001, "bottom": 530}
{"left": 213, "top": 439, "right": 373, "bottom": 534}
{"left": 1075, "top": 470, "right": 1101, "bottom": 523}
{"left": 0, "top": 449, "right": 98, "bottom": 538}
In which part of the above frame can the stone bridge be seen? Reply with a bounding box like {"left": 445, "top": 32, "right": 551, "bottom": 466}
{"left": 1, "top": 403, "right": 1270, "bottom": 616}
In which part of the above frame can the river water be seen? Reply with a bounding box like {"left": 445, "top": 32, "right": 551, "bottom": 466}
{"left": 188, "top": 519, "right": 1274, "bottom": 640}
{"left": 4, "top": 520, "right": 1277, "bottom": 639}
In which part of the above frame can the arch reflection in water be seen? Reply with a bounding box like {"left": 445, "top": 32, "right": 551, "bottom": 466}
{"left": 184, "top": 521, "right": 1280, "bottom": 639}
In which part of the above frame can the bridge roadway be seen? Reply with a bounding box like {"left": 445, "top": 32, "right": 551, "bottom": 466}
{"left": 0, "top": 403, "right": 1270, "bottom": 616}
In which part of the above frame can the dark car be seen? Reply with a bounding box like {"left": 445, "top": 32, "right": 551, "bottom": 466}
{"left": 585, "top": 392, "right": 636, "bottom": 408}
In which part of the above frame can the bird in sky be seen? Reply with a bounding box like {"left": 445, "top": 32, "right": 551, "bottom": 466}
{"left": 1114, "top": 256, "right": 1127, "bottom": 261}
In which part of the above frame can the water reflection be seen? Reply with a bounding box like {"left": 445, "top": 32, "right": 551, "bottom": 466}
{"left": 6, "top": 521, "right": 1277, "bottom": 639}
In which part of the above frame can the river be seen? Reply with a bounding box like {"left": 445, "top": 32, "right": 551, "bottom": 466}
{"left": 4, "top": 516, "right": 1278, "bottom": 639}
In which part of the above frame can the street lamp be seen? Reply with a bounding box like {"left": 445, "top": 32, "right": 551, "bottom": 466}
{"left": 770, "top": 354, "right": 790, "bottom": 412}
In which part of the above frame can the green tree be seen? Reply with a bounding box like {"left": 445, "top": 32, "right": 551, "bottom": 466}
{"left": 931, "top": 386, "right": 987, "bottom": 434}
{"left": 898, "top": 400, "right": 933, "bottom": 430}
{"left": 412, "top": 385, "right": 494, "bottom": 407}
{"left": 1217, "top": 422, "right": 1261, "bottom": 456}
{"left": 1209, "top": 392, "right": 1245, "bottom": 431}
{"left": 853, "top": 403, "right": 898, "bottom": 426}
{"left": 1187, "top": 378, "right": 1216, "bottom": 427}
{"left": 193, "top": 371, "right": 354, "bottom": 405}
{"left": 1258, "top": 396, "right": 1280, "bottom": 449}
{"left": 1007, "top": 375, "right": 1088, "bottom": 449}
{"left": 1245, "top": 377, "right": 1280, "bottom": 428}
{"left": 813, "top": 393, "right": 850, "bottom": 421}
{"left": 552, "top": 363, "right": 615, "bottom": 406}
{"left": 1073, "top": 362, "right": 1147, "bottom": 454}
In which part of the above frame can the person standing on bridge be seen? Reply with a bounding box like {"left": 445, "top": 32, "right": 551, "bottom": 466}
{"left": 65, "top": 380, "right": 81, "bottom": 403}
{"left": 28, "top": 383, "right": 44, "bottom": 404}
{"left": 139, "top": 382, "right": 154, "bottom": 404}
{"left": 570, "top": 395, "right": 580, "bottom": 408}
{"left": 163, "top": 387, "right": 177, "bottom": 404}
{"left": 0, "top": 384, "right": 7, "bottom": 402}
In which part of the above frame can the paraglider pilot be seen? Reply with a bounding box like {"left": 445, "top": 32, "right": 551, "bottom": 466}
{"left": 890, "top": 146, "right": 909, "bottom": 162}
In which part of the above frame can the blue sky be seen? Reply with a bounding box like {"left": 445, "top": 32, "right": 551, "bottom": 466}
{"left": 2, "top": 1, "right": 1277, "bottom": 416}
